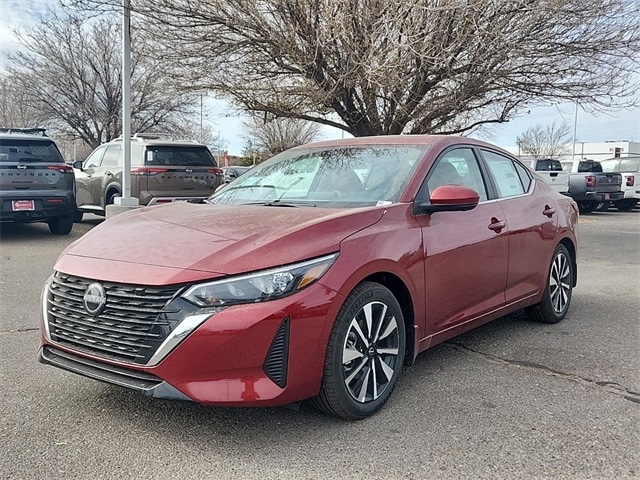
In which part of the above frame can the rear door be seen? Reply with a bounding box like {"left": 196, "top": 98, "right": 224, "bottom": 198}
{"left": 479, "top": 149, "right": 558, "bottom": 304}
{"left": 142, "top": 145, "right": 222, "bottom": 200}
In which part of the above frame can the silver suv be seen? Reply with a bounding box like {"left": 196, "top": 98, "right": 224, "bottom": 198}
{"left": 0, "top": 128, "right": 76, "bottom": 234}
{"left": 73, "top": 133, "right": 224, "bottom": 220}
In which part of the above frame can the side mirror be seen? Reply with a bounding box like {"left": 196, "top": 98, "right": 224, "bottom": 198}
{"left": 72, "top": 160, "right": 83, "bottom": 170}
{"left": 416, "top": 185, "right": 480, "bottom": 214}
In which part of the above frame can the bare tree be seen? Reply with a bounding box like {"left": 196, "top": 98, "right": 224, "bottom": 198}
{"left": 516, "top": 121, "right": 572, "bottom": 159}
{"left": 7, "top": 6, "right": 198, "bottom": 149}
{"left": 242, "top": 116, "right": 322, "bottom": 155}
{"left": 68, "top": 0, "right": 640, "bottom": 138}
{"left": 0, "top": 75, "right": 48, "bottom": 128}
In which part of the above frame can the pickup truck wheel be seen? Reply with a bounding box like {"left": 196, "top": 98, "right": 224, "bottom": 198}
{"left": 595, "top": 201, "right": 610, "bottom": 212}
{"left": 577, "top": 201, "right": 597, "bottom": 214}
{"left": 613, "top": 199, "right": 637, "bottom": 211}
{"left": 312, "top": 282, "right": 405, "bottom": 420}
{"left": 526, "top": 244, "right": 573, "bottom": 324}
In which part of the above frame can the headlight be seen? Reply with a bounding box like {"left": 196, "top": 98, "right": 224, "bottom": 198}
{"left": 181, "top": 253, "right": 338, "bottom": 307}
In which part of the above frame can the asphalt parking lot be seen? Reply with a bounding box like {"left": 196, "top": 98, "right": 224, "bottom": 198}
{"left": 1, "top": 210, "right": 638, "bottom": 479}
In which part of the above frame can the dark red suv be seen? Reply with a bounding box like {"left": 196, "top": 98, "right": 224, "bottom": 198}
{"left": 39, "top": 135, "right": 579, "bottom": 419}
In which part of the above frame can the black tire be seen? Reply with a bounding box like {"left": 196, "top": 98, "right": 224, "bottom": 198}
{"left": 595, "top": 201, "right": 610, "bottom": 212}
{"left": 613, "top": 199, "right": 637, "bottom": 211}
{"left": 47, "top": 214, "right": 73, "bottom": 235}
{"left": 577, "top": 201, "right": 597, "bottom": 214}
{"left": 312, "top": 282, "right": 406, "bottom": 420}
{"left": 526, "top": 244, "right": 574, "bottom": 324}
{"left": 73, "top": 209, "right": 84, "bottom": 223}
{"left": 106, "top": 190, "right": 120, "bottom": 206}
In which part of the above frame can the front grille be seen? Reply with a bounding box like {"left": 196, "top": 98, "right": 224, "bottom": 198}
{"left": 47, "top": 272, "right": 183, "bottom": 364}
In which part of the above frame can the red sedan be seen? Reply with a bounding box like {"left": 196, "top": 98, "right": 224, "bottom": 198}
{"left": 39, "top": 135, "right": 578, "bottom": 419}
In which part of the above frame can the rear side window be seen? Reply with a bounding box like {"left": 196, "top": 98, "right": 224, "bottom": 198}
{"left": 144, "top": 146, "right": 217, "bottom": 167}
{"left": 0, "top": 139, "right": 64, "bottom": 163}
{"left": 481, "top": 150, "right": 526, "bottom": 198}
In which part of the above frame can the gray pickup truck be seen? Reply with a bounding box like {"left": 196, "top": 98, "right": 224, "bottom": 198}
{"left": 561, "top": 159, "right": 623, "bottom": 213}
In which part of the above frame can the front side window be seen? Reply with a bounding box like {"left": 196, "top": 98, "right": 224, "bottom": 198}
{"left": 482, "top": 150, "right": 525, "bottom": 198}
{"left": 101, "top": 145, "right": 120, "bottom": 168}
{"left": 84, "top": 147, "right": 106, "bottom": 168}
{"left": 426, "top": 148, "right": 488, "bottom": 201}
{"left": 209, "top": 145, "right": 427, "bottom": 208}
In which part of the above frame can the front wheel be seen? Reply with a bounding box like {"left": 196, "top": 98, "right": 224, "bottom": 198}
{"left": 312, "top": 282, "right": 406, "bottom": 420}
{"left": 526, "top": 244, "right": 574, "bottom": 323}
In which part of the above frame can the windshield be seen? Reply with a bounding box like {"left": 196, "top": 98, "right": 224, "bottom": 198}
{"left": 208, "top": 145, "right": 427, "bottom": 208}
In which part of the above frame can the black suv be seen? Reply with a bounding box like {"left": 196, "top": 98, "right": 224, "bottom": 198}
{"left": 0, "top": 128, "right": 76, "bottom": 234}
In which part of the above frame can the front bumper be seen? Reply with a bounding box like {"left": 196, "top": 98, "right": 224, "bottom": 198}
{"left": 40, "top": 281, "right": 341, "bottom": 406}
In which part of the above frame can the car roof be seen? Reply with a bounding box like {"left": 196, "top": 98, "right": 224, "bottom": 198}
{"left": 291, "top": 134, "right": 513, "bottom": 154}
{"left": 0, "top": 133, "right": 54, "bottom": 141}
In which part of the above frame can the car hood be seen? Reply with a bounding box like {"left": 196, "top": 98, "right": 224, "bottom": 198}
{"left": 56, "top": 202, "right": 385, "bottom": 285}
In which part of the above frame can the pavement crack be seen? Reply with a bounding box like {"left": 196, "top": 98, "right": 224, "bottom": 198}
{"left": 445, "top": 341, "right": 640, "bottom": 405}
{"left": 0, "top": 327, "right": 40, "bottom": 335}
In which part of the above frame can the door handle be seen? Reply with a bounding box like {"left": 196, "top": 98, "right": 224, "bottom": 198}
{"left": 488, "top": 217, "right": 506, "bottom": 233}
{"left": 543, "top": 205, "right": 555, "bottom": 218}
{"left": 106, "top": 170, "right": 113, "bottom": 176}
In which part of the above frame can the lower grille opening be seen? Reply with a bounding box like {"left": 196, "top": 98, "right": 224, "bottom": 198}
{"left": 263, "top": 317, "right": 290, "bottom": 388}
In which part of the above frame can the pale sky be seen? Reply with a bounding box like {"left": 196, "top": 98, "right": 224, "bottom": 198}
{"left": 1, "top": 1, "right": 638, "bottom": 155}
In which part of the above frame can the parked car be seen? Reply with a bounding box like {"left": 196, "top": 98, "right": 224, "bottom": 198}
{"left": 39, "top": 135, "right": 578, "bottom": 419}
{"left": 522, "top": 158, "right": 569, "bottom": 195}
{"left": 0, "top": 128, "right": 75, "bottom": 234}
{"left": 599, "top": 156, "right": 639, "bottom": 211}
{"left": 561, "top": 159, "right": 623, "bottom": 213}
{"left": 72, "top": 133, "right": 224, "bottom": 221}
{"left": 221, "top": 166, "right": 251, "bottom": 183}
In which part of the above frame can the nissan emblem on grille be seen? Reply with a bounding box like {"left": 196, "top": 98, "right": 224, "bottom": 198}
{"left": 83, "top": 282, "right": 107, "bottom": 315}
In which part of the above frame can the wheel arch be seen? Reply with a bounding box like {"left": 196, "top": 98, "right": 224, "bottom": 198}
{"left": 362, "top": 271, "right": 417, "bottom": 367}
{"left": 558, "top": 237, "right": 578, "bottom": 287}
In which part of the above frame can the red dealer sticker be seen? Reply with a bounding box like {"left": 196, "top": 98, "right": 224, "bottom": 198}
{"left": 12, "top": 200, "right": 35, "bottom": 211}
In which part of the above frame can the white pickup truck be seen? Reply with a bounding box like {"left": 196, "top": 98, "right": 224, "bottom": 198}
{"left": 600, "top": 156, "right": 640, "bottom": 211}
{"left": 523, "top": 158, "right": 569, "bottom": 195}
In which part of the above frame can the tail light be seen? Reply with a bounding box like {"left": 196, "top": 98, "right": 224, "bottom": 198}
{"left": 208, "top": 168, "right": 224, "bottom": 176}
{"left": 586, "top": 175, "right": 596, "bottom": 188}
{"left": 47, "top": 165, "right": 73, "bottom": 173}
{"left": 130, "top": 167, "right": 169, "bottom": 175}
{"left": 626, "top": 175, "right": 635, "bottom": 187}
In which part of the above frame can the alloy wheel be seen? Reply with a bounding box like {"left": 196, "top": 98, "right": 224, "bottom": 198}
{"left": 341, "top": 301, "right": 400, "bottom": 403}
{"left": 549, "top": 252, "right": 571, "bottom": 314}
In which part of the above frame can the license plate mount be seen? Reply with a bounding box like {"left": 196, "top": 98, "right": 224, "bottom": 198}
{"left": 12, "top": 200, "right": 35, "bottom": 211}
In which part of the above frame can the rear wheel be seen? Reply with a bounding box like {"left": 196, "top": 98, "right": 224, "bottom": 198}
{"left": 47, "top": 214, "right": 73, "bottom": 235}
{"left": 613, "top": 199, "right": 637, "bottom": 211}
{"left": 312, "top": 282, "right": 405, "bottom": 420}
{"left": 526, "top": 244, "right": 574, "bottom": 324}
{"left": 577, "top": 201, "right": 597, "bottom": 214}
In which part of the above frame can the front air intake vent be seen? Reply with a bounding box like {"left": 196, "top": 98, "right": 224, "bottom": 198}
{"left": 263, "top": 317, "right": 290, "bottom": 388}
